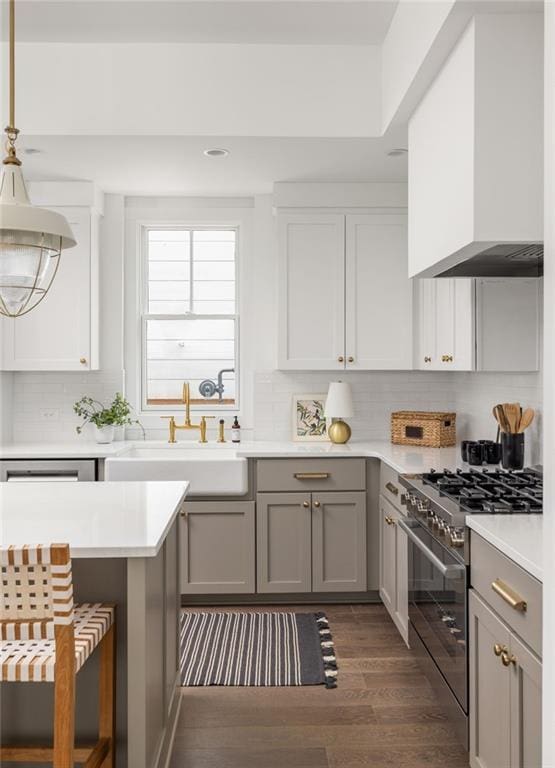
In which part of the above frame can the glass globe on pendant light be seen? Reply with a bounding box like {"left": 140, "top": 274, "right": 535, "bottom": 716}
{"left": 0, "top": 0, "right": 75, "bottom": 317}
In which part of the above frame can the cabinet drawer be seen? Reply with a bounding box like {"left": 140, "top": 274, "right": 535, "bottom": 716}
{"left": 256, "top": 459, "right": 366, "bottom": 492}
{"left": 470, "top": 532, "right": 542, "bottom": 657}
{"left": 379, "top": 463, "right": 405, "bottom": 513}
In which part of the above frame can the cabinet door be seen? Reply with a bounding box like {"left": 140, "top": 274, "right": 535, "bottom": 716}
{"left": 394, "top": 511, "right": 409, "bottom": 645}
{"left": 278, "top": 214, "right": 345, "bottom": 370}
{"left": 435, "top": 278, "right": 474, "bottom": 371}
{"left": 476, "top": 278, "right": 540, "bottom": 372}
{"left": 257, "top": 493, "right": 312, "bottom": 593}
{"left": 469, "top": 589, "right": 512, "bottom": 768}
{"left": 416, "top": 279, "right": 437, "bottom": 369}
{"left": 345, "top": 215, "right": 412, "bottom": 369}
{"left": 379, "top": 495, "right": 397, "bottom": 615}
{"left": 1, "top": 207, "right": 98, "bottom": 371}
{"left": 180, "top": 502, "right": 255, "bottom": 594}
{"left": 510, "top": 632, "right": 542, "bottom": 768}
{"left": 312, "top": 491, "right": 366, "bottom": 592}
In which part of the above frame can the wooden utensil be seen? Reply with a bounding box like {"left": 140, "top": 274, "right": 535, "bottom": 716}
{"left": 502, "top": 402, "right": 521, "bottom": 434}
{"left": 518, "top": 408, "right": 535, "bottom": 433}
{"left": 493, "top": 405, "right": 510, "bottom": 433}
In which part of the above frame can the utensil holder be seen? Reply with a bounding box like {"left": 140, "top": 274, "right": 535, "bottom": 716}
{"left": 501, "top": 432, "right": 525, "bottom": 470}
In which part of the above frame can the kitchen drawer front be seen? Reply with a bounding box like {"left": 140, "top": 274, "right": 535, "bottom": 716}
{"left": 379, "top": 462, "right": 405, "bottom": 514}
{"left": 256, "top": 458, "right": 366, "bottom": 493}
{"left": 470, "top": 531, "right": 542, "bottom": 657}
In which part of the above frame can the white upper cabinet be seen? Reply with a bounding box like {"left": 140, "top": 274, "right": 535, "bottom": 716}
{"left": 408, "top": 14, "right": 543, "bottom": 278}
{"left": 345, "top": 215, "right": 412, "bottom": 370}
{"left": 278, "top": 214, "right": 345, "bottom": 370}
{"left": 417, "top": 278, "right": 540, "bottom": 372}
{"left": 1, "top": 204, "right": 100, "bottom": 371}
{"left": 278, "top": 212, "right": 412, "bottom": 370}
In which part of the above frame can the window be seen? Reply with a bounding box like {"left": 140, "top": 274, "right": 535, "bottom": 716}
{"left": 142, "top": 228, "right": 238, "bottom": 408}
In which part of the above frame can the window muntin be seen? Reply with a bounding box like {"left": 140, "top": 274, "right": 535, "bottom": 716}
{"left": 143, "top": 228, "right": 238, "bottom": 407}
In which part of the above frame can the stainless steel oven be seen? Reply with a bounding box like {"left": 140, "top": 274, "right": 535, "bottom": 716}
{"left": 0, "top": 459, "right": 96, "bottom": 482}
{"left": 398, "top": 515, "right": 468, "bottom": 747}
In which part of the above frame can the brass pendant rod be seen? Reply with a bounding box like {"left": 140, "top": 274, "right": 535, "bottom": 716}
{"left": 9, "top": 0, "right": 15, "bottom": 130}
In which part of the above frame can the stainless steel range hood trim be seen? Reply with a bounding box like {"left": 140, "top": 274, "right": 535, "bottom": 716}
{"left": 412, "top": 240, "right": 544, "bottom": 279}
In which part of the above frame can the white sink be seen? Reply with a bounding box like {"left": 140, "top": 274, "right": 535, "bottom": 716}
{"left": 104, "top": 443, "right": 248, "bottom": 496}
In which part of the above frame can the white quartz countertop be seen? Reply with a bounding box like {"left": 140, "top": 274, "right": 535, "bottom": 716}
{"left": 0, "top": 439, "right": 464, "bottom": 475}
{"left": 466, "top": 514, "right": 543, "bottom": 582}
{"left": 0, "top": 481, "right": 188, "bottom": 558}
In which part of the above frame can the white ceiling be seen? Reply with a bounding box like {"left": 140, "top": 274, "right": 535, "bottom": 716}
{"left": 0, "top": 0, "right": 398, "bottom": 45}
{"left": 19, "top": 132, "right": 408, "bottom": 196}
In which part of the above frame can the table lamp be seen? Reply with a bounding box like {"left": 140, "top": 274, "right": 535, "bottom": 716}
{"left": 325, "top": 381, "right": 354, "bottom": 444}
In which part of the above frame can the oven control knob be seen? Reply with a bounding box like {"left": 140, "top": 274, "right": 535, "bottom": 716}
{"left": 449, "top": 528, "right": 465, "bottom": 548}
{"left": 417, "top": 499, "right": 431, "bottom": 514}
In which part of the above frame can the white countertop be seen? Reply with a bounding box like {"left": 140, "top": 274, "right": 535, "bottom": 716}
{"left": 466, "top": 514, "right": 543, "bottom": 582}
{"left": 0, "top": 439, "right": 463, "bottom": 475}
{"left": 0, "top": 481, "right": 188, "bottom": 558}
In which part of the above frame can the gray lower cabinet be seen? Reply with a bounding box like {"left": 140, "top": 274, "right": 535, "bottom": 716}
{"left": 312, "top": 492, "right": 367, "bottom": 592}
{"left": 257, "top": 491, "right": 367, "bottom": 593}
{"left": 256, "top": 493, "right": 312, "bottom": 593}
{"left": 378, "top": 494, "right": 409, "bottom": 645}
{"left": 469, "top": 589, "right": 542, "bottom": 768}
{"left": 180, "top": 501, "right": 255, "bottom": 594}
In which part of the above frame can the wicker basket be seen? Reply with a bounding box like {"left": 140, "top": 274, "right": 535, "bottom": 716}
{"left": 391, "top": 411, "right": 456, "bottom": 448}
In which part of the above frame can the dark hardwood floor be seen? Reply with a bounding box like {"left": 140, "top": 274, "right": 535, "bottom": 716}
{"left": 170, "top": 604, "right": 469, "bottom": 768}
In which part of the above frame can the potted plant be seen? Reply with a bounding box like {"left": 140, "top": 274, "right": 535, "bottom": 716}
{"left": 73, "top": 393, "right": 145, "bottom": 443}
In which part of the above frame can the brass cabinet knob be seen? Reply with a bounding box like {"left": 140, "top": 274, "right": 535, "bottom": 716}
{"left": 79, "top": 357, "right": 87, "bottom": 365}
{"left": 338, "top": 356, "right": 344, "bottom": 363}
{"left": 384, "top": 515, "right": 395, "bottom": 526}
{"left": 501, "top": 652, "right": 517, "bottom": 667}
{"left": 493, "top": 643, "right": 507, "bottom": 657}
{"left": 302, "top": 501, "right": 310, "bottom": 508}
{"left": 313, "top": 500, "right": 321, "bottom": 508}
{"left": 347, "top": 356, "right": 354, "bottom": 363}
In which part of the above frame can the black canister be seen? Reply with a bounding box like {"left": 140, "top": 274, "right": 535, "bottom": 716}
{"left": 501, "top": 432, "right": 525, "bottom": 470}
{"left": 467, "top": 442, "right": 485, "bottom": 466}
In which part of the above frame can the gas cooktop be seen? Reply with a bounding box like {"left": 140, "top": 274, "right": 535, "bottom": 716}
{"left": 421, "top": 468, "right": 543, "bottom": 515}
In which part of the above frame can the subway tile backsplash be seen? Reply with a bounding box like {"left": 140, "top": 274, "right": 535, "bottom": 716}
{"left": 6, "top": 368, "right": 542, "bottom": 466}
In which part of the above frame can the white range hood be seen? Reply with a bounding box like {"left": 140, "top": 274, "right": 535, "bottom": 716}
{"left": 408, "top": 13, "right": 543, "bottom": 279}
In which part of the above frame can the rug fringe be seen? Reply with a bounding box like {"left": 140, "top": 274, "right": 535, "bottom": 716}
{"left": 315, "top": 612, "right": 338, "bottom": 688}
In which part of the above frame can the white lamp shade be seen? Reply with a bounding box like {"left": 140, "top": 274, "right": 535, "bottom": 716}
{"left": 324, "top": 381, "right": 354, "bottom": 418}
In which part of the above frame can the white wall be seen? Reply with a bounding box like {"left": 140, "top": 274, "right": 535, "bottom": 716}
{"left": 0, "top": 42, "right": 381, "bottom": 138}
{"left": 0, "top": 372, "right": 13, "bottom": 444}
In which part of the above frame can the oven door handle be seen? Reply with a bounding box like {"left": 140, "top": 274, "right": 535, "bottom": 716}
{"left": 398, "top": 518, "right": 466, "bottom": 580}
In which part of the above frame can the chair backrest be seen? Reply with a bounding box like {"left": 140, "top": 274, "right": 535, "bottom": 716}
{"left": 0, "top": 543, "right": 74, "bottom": 640}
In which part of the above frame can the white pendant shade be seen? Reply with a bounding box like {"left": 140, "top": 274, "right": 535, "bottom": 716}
{"left": 324, "top": 381, "right": 354, "bottom": 418}
{"left": 0, "top": 163, "right": 76, "bottom": 317}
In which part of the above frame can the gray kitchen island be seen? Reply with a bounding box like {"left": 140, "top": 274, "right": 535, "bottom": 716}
{"left": 0, "top": 480, "right": 188, "bottom": 768}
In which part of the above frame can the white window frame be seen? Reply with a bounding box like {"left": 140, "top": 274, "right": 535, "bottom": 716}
{"left": 140, "top": 224, "right": 240, "bottom": 412}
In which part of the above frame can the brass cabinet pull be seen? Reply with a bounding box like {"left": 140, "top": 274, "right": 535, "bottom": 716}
{"left": 442, "top": 354, "right": 454, "bottom": 363}
{"left": 347, "top": 356, "right": 354, "bottom": 363}
{"left": 302, "top": 501, "right": 310, "bottom": 508}
{"left": 493, "top": 643, "right": 508, "bottom": 657}
{"left": 313, "top": 500, "right": 321, "bottom": 508}
{"left": 385, "top": 481, "right": 399, "bottom": 496}
{"left": 491, "top": 578, "right": 527, "bottom": 612}
{"left": 384, "top": 515, "right": 395, "bottom": 526}
{"left": 501, "top": 651, "right": 517, "bottom": 668}
{"left": 338, "top": 356, "right": 345, "bottom": 363}
{"left": 294, "top": 472, "right": 330, "bottom": 480}
{"left": 424, "top": 356, "right": 431, "bottom": 363}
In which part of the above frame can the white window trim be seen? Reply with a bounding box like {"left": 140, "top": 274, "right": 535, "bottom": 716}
{"left": 124, "top": 209, "right": 253, "bottom": 433}
{"left": 140, "top": 224, "right": 240, "bottom": 412}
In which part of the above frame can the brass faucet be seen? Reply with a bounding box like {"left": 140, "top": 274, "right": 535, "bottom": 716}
{"left": 161, "top": 382, "right": 214, "bottom": 443}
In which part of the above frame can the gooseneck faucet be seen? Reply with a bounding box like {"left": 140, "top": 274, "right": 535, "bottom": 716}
{"left": 161, "top": 382, "right": 213, "bottom": 443}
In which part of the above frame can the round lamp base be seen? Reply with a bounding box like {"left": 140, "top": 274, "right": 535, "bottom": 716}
{"left": 328, "top": 420, "right": 352, "bottom": 444}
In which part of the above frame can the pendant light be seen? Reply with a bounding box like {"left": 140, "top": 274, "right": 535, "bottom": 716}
{"left": 0, "top": 0, "right": 75, "bottom": 317}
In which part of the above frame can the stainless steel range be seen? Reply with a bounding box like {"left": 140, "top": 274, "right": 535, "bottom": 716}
{"left": 398, "top": 467, "right": 543, "bottom": 749}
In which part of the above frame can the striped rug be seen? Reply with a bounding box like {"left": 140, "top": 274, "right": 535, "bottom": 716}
{"left": 180, "top": 611, "right": 337, "bottom": 688}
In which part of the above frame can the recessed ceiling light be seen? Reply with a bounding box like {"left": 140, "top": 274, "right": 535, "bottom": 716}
{"left": 387, "top": 148, "right": 408, "bottom": 157}
{"left": 203, "top": 148, "right": 229, "bottom": 158}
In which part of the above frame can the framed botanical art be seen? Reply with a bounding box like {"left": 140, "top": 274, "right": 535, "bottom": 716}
{"left": 292, "top": 394, "right": 329, "bottom": 442}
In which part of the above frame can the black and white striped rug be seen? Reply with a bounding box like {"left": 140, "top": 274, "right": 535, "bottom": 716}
{"left": 180, "top": 611, "right": 337, "bottom": 688}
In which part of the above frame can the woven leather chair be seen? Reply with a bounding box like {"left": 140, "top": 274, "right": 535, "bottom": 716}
{"left": 0, "top": 543, "right": 116, "bottom": 767}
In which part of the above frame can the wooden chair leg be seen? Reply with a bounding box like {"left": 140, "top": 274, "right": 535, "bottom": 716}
{"left": 53, "top": 625, "right": 76, "bottom": 768}
{"left": 98, "top": 623, "right": 116, "bottom": 767}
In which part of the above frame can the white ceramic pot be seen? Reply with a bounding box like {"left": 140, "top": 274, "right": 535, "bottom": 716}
{"left": 94, "top": 425, "right": 115, "bottom": 444}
